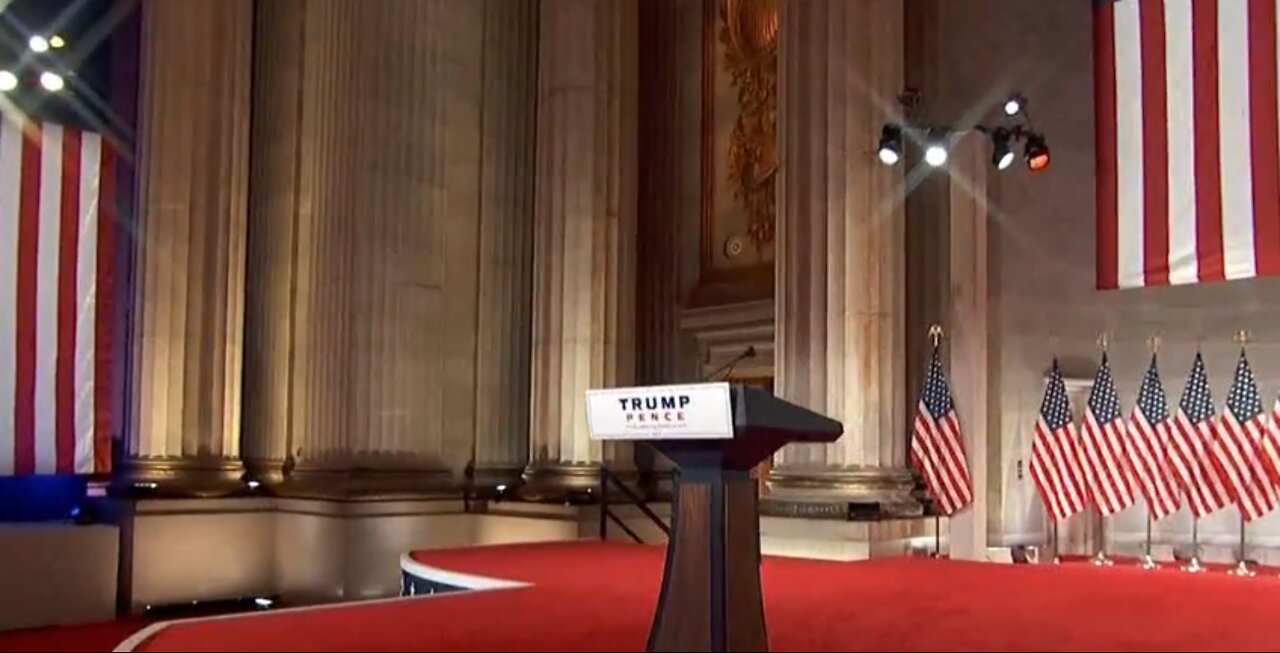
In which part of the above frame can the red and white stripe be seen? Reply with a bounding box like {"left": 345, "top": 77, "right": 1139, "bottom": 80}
{"left": 1261, "top": 398, "right": 1280, "bottom": 486}
{"left": 1125, "top": 406, "right": 1181, "bottom": 519}
{"left": 1096, "top": 0, "right": 1280, "bottom": 289}
{"left": 1030, "top": 419, "right": 1089, "bottom": 521}
{"left": 0, "top": 118, "right": 115, "bottom": 476}
{"left": 1211, "top": 410, "right": 1278, "bottom": 521}
{"left": 1168, "top": 408, "right": 1230, "bottom": 518}
{"left": 1079, "top": 409, "right": 1137, "bottom": 515}
{"left": 911, "top": 403, "right": 973, "bottom": 516}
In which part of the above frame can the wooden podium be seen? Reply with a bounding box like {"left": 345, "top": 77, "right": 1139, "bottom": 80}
{"left": 585, "top": 383, "right": 842, "bottom": 652}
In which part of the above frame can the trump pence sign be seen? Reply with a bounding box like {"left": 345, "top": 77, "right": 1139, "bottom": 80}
{"left": 585, "top": 383, "right": 735, "bottom": 441}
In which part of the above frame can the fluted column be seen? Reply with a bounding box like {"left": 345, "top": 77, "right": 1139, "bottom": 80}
{"left": 472, "top": 0, "right": 540, "bottom": 484}
{"left": 770, "top": 0, "right": 914, "bottom": 512}
{"left": 244, "top": 0, "right": 537, "bottom": 497}
{"left": 526, "top": 0, "right": 639, "bottom": 492}
{"left": 243, "top": 0, "right": 305, "bottom": 486}
{"left": 122, "top": 0, "right": 252, "bottom": 495}
{"left": 634, "top": 0, "right": 683, "bottom": 488}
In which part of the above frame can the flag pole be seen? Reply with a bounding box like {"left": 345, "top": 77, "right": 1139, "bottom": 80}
{"left": 1052, "top": 519, "right": 1060, "bottom": 564}
{"left": 1092, "top": 333, "right": 1114, "bottom": 567}
{"left": 1184, "top": 517, "right": 1204, "bottom": 573}
{"left": 1140, "top": 510, "right": 1158, "bottom": 570}
{"left": 1092, "top": 506, "right": 1114, "bottom": 566}
{"left": 934, "top": 514, "right": 942, "bottom": 558}
{"left": 929, "top": 325, "right": 944, "bottom": 560}
{"left": 1229, "top": 512, "right": 1256, "bottom": 577}
{"left": 1140, "top": 335, "right": 1160, "bottom": 572}
{"left": 1228, "top": 331, "right": 1256, "bottom": 577}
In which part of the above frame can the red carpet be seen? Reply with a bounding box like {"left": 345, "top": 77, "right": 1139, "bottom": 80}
{"left": 10, "top": 541, "right": 1280, "bottom": 651}
{"left": 0, "top": 620, "right": 143, "bottom": 652}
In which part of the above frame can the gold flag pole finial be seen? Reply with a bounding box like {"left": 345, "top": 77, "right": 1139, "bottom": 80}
{"left": 929, "top": 324, "right": 944, "bottom": 348}
{"left": 1097, "top": 332, "right": 1110, "bottom": 354}
{"left": 1236, "top": 330, "right": 1252, "bottom": 347}
{"left": 1147, "top": 334, "right": 1161, "bottom": 354}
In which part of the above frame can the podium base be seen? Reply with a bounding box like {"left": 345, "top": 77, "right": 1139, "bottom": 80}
{"left": 648, "top": 471, "right": 767, "bottom": 652}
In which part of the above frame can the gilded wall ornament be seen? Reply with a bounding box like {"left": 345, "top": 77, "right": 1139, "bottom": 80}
{"left": 720, "top": 0, "right": 778, "bottom": 251}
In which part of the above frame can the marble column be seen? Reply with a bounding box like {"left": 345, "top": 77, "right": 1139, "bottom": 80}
{"left": 121, "top": 0, "right": 253, "bottom": 495}
{"left": 242, "top": 0, "right": 305, "bottom": 487}
{"left": 243, "top": 0, "right": 537, "bottom": 497}
{"left": 770, "top": 0, "right": 915, "bottom": 512}
{"left": 526, "top": 0, "right": 639, "bottom": 493}
{"left": 635, "top": 0, "right": 683, "bottom": 491}
{"left": 471, "top": 0, "right": 540, "bottom": 485}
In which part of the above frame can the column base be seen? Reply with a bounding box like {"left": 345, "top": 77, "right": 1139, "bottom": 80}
{"left": 111, "top": 458, "right": 248, "bottom": 499}
{"left": 764, "top": 466, "right": 922, "bottom": 518}
{"left": 243, "top": 460, "right": 287, "bottom": 490}
{"left": 279, "top": 467, "right": 460, "bottom": 500}
{"left": 520, "top": 463, "right": 602, "bottom": 502}
{"left": 467, "top": 465, "right": 526, "bottom": 489}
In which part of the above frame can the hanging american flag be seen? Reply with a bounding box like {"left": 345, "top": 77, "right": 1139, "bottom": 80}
{"left": 0, "top": 117, "right": 116, "bottom": 476}
{"left": 1095, "top": 0, "right": 1280, "bottom": 289}
{"left": 1167, "top": 353, "right": 1229, "bottom": 518}
{"left": 1030, "top": 360, "right": 1089, "bottom": 521}
{"left": 910, "top": 345, "right": 973, "bottom": 516}
{"left": 1125, "top": 354, "right": 1182, "bottom": 519}
{"left": 1079, "top": 354, "right": 1136, "bottom": 515}
{"left": 1209, "top": 350, "right": 1277, "bottom": 522}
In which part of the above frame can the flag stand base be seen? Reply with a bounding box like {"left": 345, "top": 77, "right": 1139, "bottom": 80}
{"left": 1183, "top": 556, "right": 1206, "bottom": 574}
{"left": 1228, "top": 561, "right": 1256, "bottom": 578}
{"left": 1139, "top": 554, "right": 1159, "bottom": 571}
{"left": 1091, "top": 551, "right": 1114, "bottom": 567}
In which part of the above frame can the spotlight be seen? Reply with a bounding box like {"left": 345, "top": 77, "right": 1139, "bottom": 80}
{"left": 0, "top": 71, "right": 17, "bottom": 93}
{"left": 29, "top": 35, "right": 49, "bottom": 53}
{"left": 246, "top": 480, "right": 262, "bottom": 490}
{"left": 40, "top": 72, "right": 64, "bottom": 92}
{"left": 1025, "top": 133, "right": 1051, "bottom": 172}
{"left": 924, "top": 135, "right": 949, "bottom": 168}
{"left": 991, "top": 128, "right": 1015, "bottom": 171}
{"left": 877, "top": 125, "right": 902, "bottom": 166}
{"left": 49, "top": 35, "right": 66, "bottom": 49}
{"left": 1004, "top": 94, "right": 1025, "bottom": 117}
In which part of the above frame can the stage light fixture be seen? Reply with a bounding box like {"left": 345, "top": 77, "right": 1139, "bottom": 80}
{"left": 924, "top": 139, "right": 949, "bottom": 168}
{"left": 991, "top": 128, "right": 1015, "bottom": 171}
{"left": 1025, "top": 133, "right": 1051, "bottom": 172}
{"left": 49, "top": 35, "right": 66, "bottom": 49}
{"left": 40, "top": 72, "right": 64, "bottom": 92}
{"left": 0, "top": 71, "right": 17, "bottom": 93}
{"left": 1004, "top": 94, "right": 1025, "bottom": 117}
{"left": 877, "top": 125, "right": 902, "bottom": 166}
{"left": 29, "top": 35, "right": 49, "bottom": 53}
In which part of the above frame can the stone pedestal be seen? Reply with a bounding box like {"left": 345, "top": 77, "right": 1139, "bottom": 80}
{"left": 525, "top": 0, "right": 639, "bottom": 495}
{"left": 769, "top": 0, "right": 913, "bottom": 514}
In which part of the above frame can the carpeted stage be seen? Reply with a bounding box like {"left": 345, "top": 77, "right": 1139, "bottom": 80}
{"left": 14, "top": 540, "right": 1280, "bottom": 651}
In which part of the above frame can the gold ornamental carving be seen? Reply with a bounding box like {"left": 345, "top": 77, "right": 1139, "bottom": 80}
{"left": 720, "top": 0, "right": 778, "bottom": 251}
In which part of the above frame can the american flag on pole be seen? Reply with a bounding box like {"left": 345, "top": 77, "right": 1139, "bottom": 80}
{"left": 1260, "top": 393, "right": 1280, "bottom": 487}
{"left": 1030, "top": 360, "right": 1089, "bottom": 521}
{"left": 1167, "top": 353, "right": 1229, "bottom": 518}
{"left": 1125, "top": 354, "right": 1181, "bottom": 519}
{"left": 910, "top": 345, "right": 973, "bottom": 516}
{"left": 1095, "top": 0, "right": 1280, "bottom": 288}
{"left": 1079, "top": 354, "right": 1136, "bottom": 516}
{"left": 1208, "top": 350, "right": 1277, "bottom": 522}
{"left": 0, "top": 117, "right": 116, "bottom": 476}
